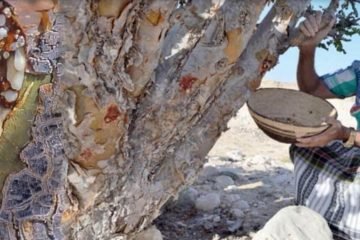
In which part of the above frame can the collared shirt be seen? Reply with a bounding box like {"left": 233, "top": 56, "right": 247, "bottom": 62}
{"left": 320, "top": 60, "right": 360, "bottom": 129}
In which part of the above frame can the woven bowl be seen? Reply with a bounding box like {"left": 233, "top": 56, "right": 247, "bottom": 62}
{"left": 247, "top": 88, "right": 338, "bottom": 143}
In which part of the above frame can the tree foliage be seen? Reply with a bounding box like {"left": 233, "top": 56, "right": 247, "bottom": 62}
{"left": 317, "top": 0, "right": 360, "bottom": 53}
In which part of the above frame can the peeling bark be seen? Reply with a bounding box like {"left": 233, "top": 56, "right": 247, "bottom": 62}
{"left": 0, "top": 0, "right": 338, "bottom": 239}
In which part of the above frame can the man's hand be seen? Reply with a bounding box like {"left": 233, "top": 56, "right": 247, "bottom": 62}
{"left": 298, "top": 11, "right": 336, "bottom": 49}
{"left": 296, "top": 118, "right": 349, "bottom": 148}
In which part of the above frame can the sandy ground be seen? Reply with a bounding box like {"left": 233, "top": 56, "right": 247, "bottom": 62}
{"left": 155, "top": 80, "right": 356, "bottom": 240}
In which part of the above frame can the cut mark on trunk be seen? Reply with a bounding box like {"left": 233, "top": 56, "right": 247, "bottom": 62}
{"left": 98, "top": 0, "right": 131, "bottom": 18}
{"left": 71, "top": 97, "right": 125, "bottom": 169}
{"left": 255, "top": 49, "right": 277, "bottom": 76}
{"left": 104, "top": 104, "right": 121, "bottom": 123}
{"left": 179, "top": 74, "right": 197, "bottom": 92}
{"left": 146, "top": 9, "right": 163, "bottom": 26}
{"left": 224, "top": 28, "right": 243, "bottom": 64}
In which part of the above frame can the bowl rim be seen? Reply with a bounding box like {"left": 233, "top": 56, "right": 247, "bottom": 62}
{"left": 246, "top": 88, "right": 338, "bottom": 128}
{"left": 248, "top": 107, "right": 330, "bottom": 133}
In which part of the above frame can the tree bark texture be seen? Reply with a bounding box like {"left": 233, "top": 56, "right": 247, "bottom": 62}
{"left": 0, "top": 0, "right": 331, "bottom": 239}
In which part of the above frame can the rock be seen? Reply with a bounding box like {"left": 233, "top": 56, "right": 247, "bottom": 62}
{"left": 177, "top": 187, "right": 199, "bottom": 207}
{"left": 226, "top": 150, "right": 245, "bottom": 161}
{"left": 219, "top": 171, "right": 240, "bottom": 181}
{"left": 226, "top": 219, "right": 244, "bottom": 233}
{"left": 195, "top": 193, "right": 221, "bottom": 212}
{"left": 253, "top": 206, "right": 333, "bottom": 240}
{"left": 232, "top": 200, "right": 250, "bottom": 211}
{"left": 230, "top": 208, "right": 244, "bottom": 218}
{"left": 272, "top": 173, "right": 292, "bottom": 185}
{"left": 215, "top": 175, "right": 234, "bottom": 189}
{"left": 212, "top": 234, "right": 221, "bottom": 240}
{"left": 198, "top": 184, "right": 213, "bottom": 192}
{"left": 212, "top": 215, "right": 221, "bottom": 222}
{"left": 134, "top": 226, "right": 163, "bottom": 240}
{"left": 217, "top": 167, "right": 242, "bottom": 178}
{"left": 203, "top": 221, "right": 214, "bottom": 231}
{"left": 224, "top": 194, "right": 242, "bottom": 203}
{"left": 199, "top": 166, "right": 219, "bottom": 178}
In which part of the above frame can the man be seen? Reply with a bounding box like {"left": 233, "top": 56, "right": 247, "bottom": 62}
{"left": 291, "top": 11, "right": 360, "bottom": 240}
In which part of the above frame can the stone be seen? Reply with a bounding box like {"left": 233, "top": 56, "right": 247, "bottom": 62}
{"left": 199, "top": 165, "right": 219, "bottom": 178}
{"left": 215, "top": 175, "right": 235, "bottom": 189}
{"left": 177, "top": 187, "right": 199, "bottom": 207}
{"left": 230, "top": 208, "right": 244, "bottom": 218}
{"left": 195, "top": 193, "right": 221, "bottom": 212}
{"left": 217, "top": 167, "right": 242, "bottom": 178}
{"left": 212, "top": 215, "right": 221, "bottom": 222}
{"left": 224, "top": 194, "right": 242, "bottom": 204}
{"left": 203, "top": 221, "right": 214, "bottom": 231}
{"left": 227, "top": 219, "right": 244, "bottom": 233}
{"left": 253, "top": 206, "right": 333, "bottom": 240}
{"left": 232, "top": 200, "right": 250, "bottom": 211}
{"left": 226, "top": 150, "right": 245, "bottom": 161}
{"left": 212, "top": 234, "right": 221, "bottom": 240}
{"left": 134, "top": 226, "right": 163, "bottom": 240}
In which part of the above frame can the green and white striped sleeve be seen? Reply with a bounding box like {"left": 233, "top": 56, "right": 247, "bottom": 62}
{"left": 320, "top": 61, "right": 359, "bottom": 98}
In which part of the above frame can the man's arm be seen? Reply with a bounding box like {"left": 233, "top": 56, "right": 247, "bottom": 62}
{"left": 297, "top": 12, "right": 336, "bottom": 99}
{"left": 295, "top": 12, "right": 359, "bottom": 148}
{"left": 297, "top": 46, "right": 336, "bottom": 99}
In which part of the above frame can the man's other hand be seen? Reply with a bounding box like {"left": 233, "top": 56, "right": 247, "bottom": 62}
{"left": 296, "top": 117, "right": 348, "bottom": 148}
{"left": 298, "top": 11, "right": 336, "bottom": 49}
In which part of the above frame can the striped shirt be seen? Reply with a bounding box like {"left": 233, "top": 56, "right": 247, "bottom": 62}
{"left": 290, "top": 142, "right": 360, "bottom": 240}
{"left": 290, "top": 60, "right": 360, "bottom": 239}
{"left": 320, "top": 60, "right": 360, "bottom": 128}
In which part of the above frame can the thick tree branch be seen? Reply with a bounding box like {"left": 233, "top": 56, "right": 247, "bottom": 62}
{"left": 61, "top": 0, "right": 267, "bottom": 238}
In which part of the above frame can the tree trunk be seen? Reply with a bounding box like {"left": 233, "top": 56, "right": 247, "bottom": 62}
{"left": 0, "top": 0, "right": 337, "bottom": 239}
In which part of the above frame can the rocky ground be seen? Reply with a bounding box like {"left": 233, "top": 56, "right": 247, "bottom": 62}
{"left": 155, "top": 80, "right": 355, "bottom": 240}
{"left": 155, "top": 154, "right": 294, "bottom": 240}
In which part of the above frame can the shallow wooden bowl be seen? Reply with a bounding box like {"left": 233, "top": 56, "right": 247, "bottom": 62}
{"left": 247, "top": 88, "right": 338, "bottom": 143}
